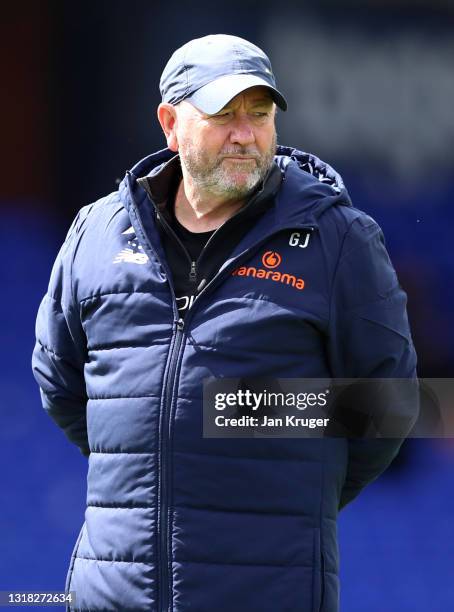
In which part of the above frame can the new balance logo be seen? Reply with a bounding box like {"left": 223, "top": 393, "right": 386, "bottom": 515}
{"left": 113, "top": 226, "right": 149, "bottom": 265}
{"left": 113, "top": 248, "right": 149, "bottom": 265}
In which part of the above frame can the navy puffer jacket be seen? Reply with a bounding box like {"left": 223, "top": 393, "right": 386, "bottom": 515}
{"left": 32, "top": 146, "right": 417, "bottom": 612}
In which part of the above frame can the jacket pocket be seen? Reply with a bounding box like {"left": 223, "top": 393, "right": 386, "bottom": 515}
{"left": 64, "top": 521, "right": 85, "bottom": 611}
{"left": 312, "top": 528, "right": 325, "bottom": 612}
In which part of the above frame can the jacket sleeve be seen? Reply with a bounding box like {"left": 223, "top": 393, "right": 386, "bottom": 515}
{"left": 32, "top": 212, "right": 90, "bottom": 457}
{"left": 328, "top": 214, "right": 418, "bottom": 510}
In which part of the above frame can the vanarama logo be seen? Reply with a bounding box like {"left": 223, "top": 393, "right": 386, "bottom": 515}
{"left": 231, "top": 251, "right": 305, "bottom": 291}
{"left": 262, "top": 251, "right": 281, "bottom": 269}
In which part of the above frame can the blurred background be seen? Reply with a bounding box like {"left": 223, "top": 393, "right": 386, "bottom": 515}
{"left": 1, "top": 0, "right": 453, "bottom": 609}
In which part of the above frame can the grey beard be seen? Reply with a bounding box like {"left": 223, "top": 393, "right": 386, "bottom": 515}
{"left": 190, "top": 163, "right": 265, "bottom": 199}
{"left": 179, "top": 136, "right": 276, "bottom": 200}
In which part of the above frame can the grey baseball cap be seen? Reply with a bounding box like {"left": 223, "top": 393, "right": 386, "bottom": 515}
{"left": 159, "top": 34, "right": 287, "bottom": 114}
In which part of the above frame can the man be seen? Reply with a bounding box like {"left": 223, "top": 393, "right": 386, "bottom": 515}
{"left": 32, "top": 34, "right": 417, "bottom": 612}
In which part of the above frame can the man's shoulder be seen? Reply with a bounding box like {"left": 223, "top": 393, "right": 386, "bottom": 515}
{"left": 77, "top": 190, "right": 123, "bottom": 227}
{"left": 324, "top": 201, "right": 380, "bottom": 231}
{"left": 62, "top": 190, "right": 123, "bottom": 244}
{"left": 316, "top": 203, "right": 385, "bottom": 267}
{"left": 57, "top": 190, "right": 126, "bottom": 271}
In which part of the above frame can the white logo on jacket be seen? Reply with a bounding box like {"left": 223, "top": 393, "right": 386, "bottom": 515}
{"left": 113, "top": 226, "right": 149, "bottom": 265}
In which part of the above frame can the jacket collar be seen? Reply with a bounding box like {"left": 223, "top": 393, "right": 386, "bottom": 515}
{"left": 119, "top": 145, "right": 352, "bottom": 234}
{"left": 135, "top": 152, "right": 283, "bottom": 226}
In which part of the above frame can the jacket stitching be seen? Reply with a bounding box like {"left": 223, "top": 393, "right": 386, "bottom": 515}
{"left": 87, "top": 503, "right": 153, "bottom": 509}
{"left": 174, "top": 450, "right": 329, "bottom": 465}
{"left": 87, "top": 394, "right": 201, "bottom": 401}
{"left": 175, "top": 503, "right": 337, "bottom": 521}
{"left": 75, "top": 556, "right": 150, "bottom": 565}
{"left": 87, "top": 341, "right": 169, "bottom": 352}
{"left": 173, "top": 559, "right": 318, "bottom": 569}
{"left": 36, "top": 339, "right": 72, "bottom": 362}
{"left": 79, "top": 289, "right": 169, "bottom": 304}
{"left": 89, "top": 450, "right": 154, "bottom": 455}
{"left": 327, "top": 217, "right": 358, "bottom": 327}
{"left": 88, "top": 394, "right": 161, "bottom": 400}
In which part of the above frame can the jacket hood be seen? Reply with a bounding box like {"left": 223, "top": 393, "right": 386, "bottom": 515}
{"left": 120, "top": 145, "right": 352, "bottom": 228}
{"left": 274, "top": 145, "right": 347, "bottom": 194}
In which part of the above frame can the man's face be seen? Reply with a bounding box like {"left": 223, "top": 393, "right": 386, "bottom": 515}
{"left": 174, "top": 86, "right": 277, "bottom": 200}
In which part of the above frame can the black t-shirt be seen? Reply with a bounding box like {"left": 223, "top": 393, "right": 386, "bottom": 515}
{"left": 166, "top": 201, "right": 215, "bottom": 315}
{"left": 169, "top": 201, "right": 215, "bottom": 263}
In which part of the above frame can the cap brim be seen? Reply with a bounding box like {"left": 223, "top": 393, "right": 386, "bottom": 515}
{"left": 186, "top": 73, "right": 287, "bottom": 114}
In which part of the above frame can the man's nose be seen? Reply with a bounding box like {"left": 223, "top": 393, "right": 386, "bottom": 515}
{"left": 229, "top": 117, "right": 255, "bottom": 146}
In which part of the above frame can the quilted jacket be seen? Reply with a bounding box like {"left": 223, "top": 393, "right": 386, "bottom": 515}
{"left": 32, "top": 145, "right": 417, "bottom": 611}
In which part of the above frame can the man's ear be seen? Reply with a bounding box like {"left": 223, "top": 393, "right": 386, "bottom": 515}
{"left": 157, "top": 103, "right": 179, "bottom": 152}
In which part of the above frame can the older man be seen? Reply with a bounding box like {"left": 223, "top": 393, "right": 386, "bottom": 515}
{"left": 32, "top": 34, "right": 417, "bottom": 612}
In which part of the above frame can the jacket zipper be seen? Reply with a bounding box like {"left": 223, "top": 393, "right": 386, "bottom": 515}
{"left": 125, "top": 173, "right": 185, "bottom": 612}
{"left": 157, "top": 225, "right": 313, "bottom": 611}
{"left": 126, "top": 173, "right": 315, "bottom": 611}
{"left": 159, "top": 316, "right": 185, "bottom": 612}
{"left": 146, "top": 173, "right": 280, "bottom": 289}
{"left": 156, "top": 210, "right": 198, "bottom": 285}
{"left": 189, "top": 260, "right": 197, "bottom": 283}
